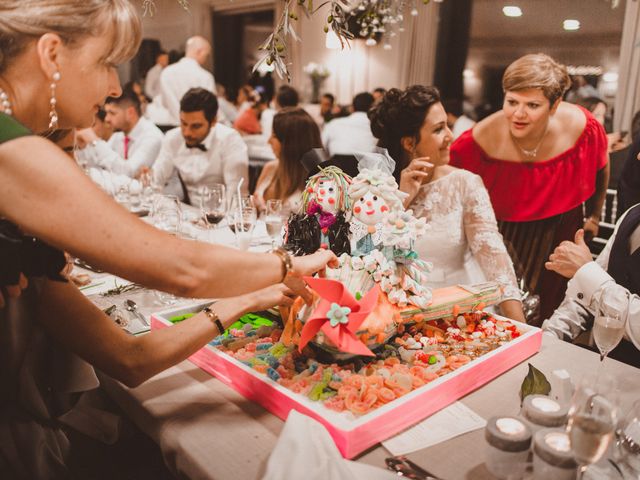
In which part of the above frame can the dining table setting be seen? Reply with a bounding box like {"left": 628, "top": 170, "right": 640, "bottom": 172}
{"left": 74, "top": 188, "right": 640, "bottom": 480}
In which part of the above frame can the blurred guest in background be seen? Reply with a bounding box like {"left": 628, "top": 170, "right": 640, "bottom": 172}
{"left": 157, "top": 35, "right": 215, "bottom": 125}
{"left": 577, "top": 96, "right": 629, "bottom": 153}
{"left": 254, "top": 108, "right": 321, "bottom": 215}
{"left": 450, "top": 54, "right": 609, "bottom": 323}
{"left": 322, "top": 92, "right": 377, "bottom": 156}
{"left": 275, "top": 85, "right": 299, "bottom": 110}
{"left": 152, "top": 88, "right": 248, "bottom": 205}
{"left": 442, "top": 98, "right": 476, "bottom": 140}
{"left": 144, "top": 49, "right": 168, "bottom": 99}
{"left": 372, "top": 87, "right": 386, "bottom": 104}
{"left": 76, "top": 87, "right": 163, "bottom": 178}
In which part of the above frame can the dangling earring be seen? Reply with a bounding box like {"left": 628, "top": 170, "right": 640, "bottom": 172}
{"left": 48, "top": 71, "right": 60, "bottom": 129}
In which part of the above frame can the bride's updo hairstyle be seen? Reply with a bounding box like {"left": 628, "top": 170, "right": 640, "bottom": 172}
{"left": 0, "top": 0, "right": 142, "bottom": 74}
{"left": 368, "top": 84, "right": 441, "bottom": 180}
{"left": 502, "top": 53, "right": 571, "bottom": 106}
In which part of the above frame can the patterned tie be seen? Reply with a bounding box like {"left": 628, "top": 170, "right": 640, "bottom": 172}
{"left": 123, "top": 135, "right": 130, "bottom": 160}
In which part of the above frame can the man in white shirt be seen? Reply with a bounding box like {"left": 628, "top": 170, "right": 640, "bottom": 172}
{"left": 322, "top": 92, "right": 377, "bottom": 157}
{"left": 76, "top": 88, "right": 164, "bottom": 178}
{"left": 543, "top": 204, "right": 640, "bottom": 367}
{"left": 153, "top": 88, "right": 248, "bottom": 206}
{"left": 144, "top": 50, "right": 168, "bottom": 100}
{"left": 157, "top": 36, "right": 216, "bottom": 125}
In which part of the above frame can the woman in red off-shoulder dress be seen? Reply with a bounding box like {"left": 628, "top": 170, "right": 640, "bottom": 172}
{"left": 451, "top": 54, "right": 609, "bottom": 323}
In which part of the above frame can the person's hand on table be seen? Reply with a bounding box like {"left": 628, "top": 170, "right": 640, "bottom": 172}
{"left": 545, "top": 229, "right": 593, "bottom": 279}
{"left": 287, "top": 249, "right": 339, "bottom": 304}
{"left": 399, "top": 157, "right": 434, "bottom": 208}
{"left": 75, "top": 127, "right": 99, "bottom": 148}
{"left": 0, "top": 273, "right": 28, "bottom": 308}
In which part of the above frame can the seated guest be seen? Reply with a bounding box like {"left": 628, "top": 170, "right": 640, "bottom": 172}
{"left": 442, "top": 98, "right": 475, "bottom": 140}
{"left": 75, "top": 88, "right": 163, "bottom": 177}
{"left": 320, "top": 93, "right": 343, "bottom": 124}
{"left": 144, "top": 50, "right": 168, "bottom": 100}
{"left": 543, "top": 205, "right": 640, "bottom": 368}
{"left": 254, "top": 108, "right": 321, "bottom": 215}
{"left": 322, "top": 92, "right": 377, "bottom": 156}
{"left": 372, "top": 87, "right": 386, "bottom": 104}
{"left": 618, "top": 136, "right": 640, "bottom": 214}
{"left": 577, "top": 96, "right": 629, "bottom": 153}
{"left": 275, "top": 85, "right": 299, "bottom": 110}
{"left": 152, "top": 88, "right": 248, "bottom": 205}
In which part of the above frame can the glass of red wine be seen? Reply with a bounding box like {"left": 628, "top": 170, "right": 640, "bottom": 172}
{"left": 200, "top": 184, "right": 227, "bottom": 231}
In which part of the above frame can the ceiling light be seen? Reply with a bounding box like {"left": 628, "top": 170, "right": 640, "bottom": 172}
{"left": 563, "top": 19, "right": 580, "bottom": 31}
{"left": 502, "top": 6, "right": 523, "bottom": 17}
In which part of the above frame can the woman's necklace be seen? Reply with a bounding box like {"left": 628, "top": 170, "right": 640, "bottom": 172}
{"left": 0, "top": 87, "right": 13, "bottom": 116}
{"left": 510, "top": 128, "right": 548, "bottom": 159}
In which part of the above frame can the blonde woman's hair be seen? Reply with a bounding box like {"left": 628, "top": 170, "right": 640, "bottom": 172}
{"left": 0, "top": 0, "right": 142, "bottom": 73}
{"left": 502, "top": 53, "right": 571, "bottom": 105}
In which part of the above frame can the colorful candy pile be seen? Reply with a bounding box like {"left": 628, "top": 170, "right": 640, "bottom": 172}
{"left": 207, "top": 310, "right": 522, "bottom": 417}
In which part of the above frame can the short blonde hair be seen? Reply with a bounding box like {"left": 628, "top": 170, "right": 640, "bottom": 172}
{"left": 502, "top": 53, "right": 571, "bottom": 105}
{"left": 0, "top": 0, "right": 141, "bottom": 73}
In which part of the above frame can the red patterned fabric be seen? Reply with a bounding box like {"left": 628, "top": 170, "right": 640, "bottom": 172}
{"left": 450, "top": 107, "right": 608, "bottom": 222}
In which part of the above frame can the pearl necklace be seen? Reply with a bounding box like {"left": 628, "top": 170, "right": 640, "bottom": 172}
{"left": 0, "top": 87, "right": 12, "bottom": 116}
{"left": 511, "top": 129, "right": 547, "bottom": 159}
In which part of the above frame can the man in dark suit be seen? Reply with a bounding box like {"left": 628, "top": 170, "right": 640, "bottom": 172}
{"left": 543, "top": 204, "right": 640, "bottom": 367}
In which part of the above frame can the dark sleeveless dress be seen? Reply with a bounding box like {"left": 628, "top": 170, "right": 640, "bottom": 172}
{"left": 0, "top": 112, "right": 100, "bottom": 479}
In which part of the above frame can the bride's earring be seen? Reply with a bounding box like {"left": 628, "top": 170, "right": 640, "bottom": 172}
{"left": 48, "top": 71, "right": 60, "bottom": 129}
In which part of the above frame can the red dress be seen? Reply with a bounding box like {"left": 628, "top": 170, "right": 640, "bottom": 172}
{"left": 450, "top": 108, "right": 608, "bottom": 323}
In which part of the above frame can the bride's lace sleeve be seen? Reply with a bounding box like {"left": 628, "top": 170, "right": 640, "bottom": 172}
{"left": 462, "top": 173, "right": 522, "bottom": 303}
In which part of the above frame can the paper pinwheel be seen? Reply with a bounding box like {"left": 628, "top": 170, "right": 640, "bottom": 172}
{"left": 298, "top": 277, "right": 380, "bottom": 356}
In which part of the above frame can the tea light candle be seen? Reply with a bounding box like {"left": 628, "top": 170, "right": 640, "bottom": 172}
{"left": 521, "top": 395, "right": 568, "bottom": 433}
{"left": 485, "top": 416, "right": 532, "bottom": 479}
{"left": 532, "top": 428, "right": 577, "bottom": 480}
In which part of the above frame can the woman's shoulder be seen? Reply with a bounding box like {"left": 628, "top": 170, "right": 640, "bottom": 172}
{"left": 464, "top": 111, "right": 510, "bottom": 156}
{"left": 554, "top": 102, "right": 588, "bottom": 139}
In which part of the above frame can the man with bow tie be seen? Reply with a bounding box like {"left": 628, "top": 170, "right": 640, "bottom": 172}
{"left": 543, "top": 204, "right": 640, "bottom": 367}
{"left": 152, "top": 88, "right": 248, "bottom": 206}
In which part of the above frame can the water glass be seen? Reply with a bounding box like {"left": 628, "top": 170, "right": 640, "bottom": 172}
{"left": 151, "top": 195, "right": 182, "bottom": 235}
{"left": 233, "top": 207, "right": 257, "bottom": 250}
{"left": 264, "top": 199, "right": 284, "bottom": 248}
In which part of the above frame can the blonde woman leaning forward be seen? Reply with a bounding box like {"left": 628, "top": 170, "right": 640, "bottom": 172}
{"left": 450, "top": 54, "right": 609, "bottom": 322}
{"left": 0, "top": 2, "right": 335, "bottom": 478}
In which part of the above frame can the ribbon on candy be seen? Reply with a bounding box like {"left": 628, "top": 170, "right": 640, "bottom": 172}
{"left": 306, "top": 200, "right": 336, "bottom": 230}
{"left": 299, "top": 277, "right": 380, "bottom": 356}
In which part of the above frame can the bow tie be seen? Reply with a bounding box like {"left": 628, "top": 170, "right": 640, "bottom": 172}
{"left": 186, "top": 143, "right": 207, "bottom": 152}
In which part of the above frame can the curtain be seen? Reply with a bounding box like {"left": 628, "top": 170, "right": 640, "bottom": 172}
{"left": 399, "top": 3, "right": 441, "bottom": 87}
{"left": 614, "top": 0, "right": 640, "bottom": 131}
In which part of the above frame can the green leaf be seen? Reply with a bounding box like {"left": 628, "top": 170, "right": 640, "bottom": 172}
{"left": 519, "top": 363, "right": 551, "bottom": 404}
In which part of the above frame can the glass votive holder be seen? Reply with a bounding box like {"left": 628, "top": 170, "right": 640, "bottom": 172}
{"left": 521, "top": 395, "right": 569, "bottom": 435}
{"left": 485, "top": 416, "right": 532, "bottom": 480}
{"left": 532, "top": 428, "right": 577, "bottom": 480}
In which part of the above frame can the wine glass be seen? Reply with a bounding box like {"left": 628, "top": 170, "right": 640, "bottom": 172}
{"left": 200, "top": 184, "right": 227, "bottom": 229}
{"left": 615, "top": 400, "right": 640, "bottom": 477}
{"left": 264, "top": 199, "right": 284, "bottom": 249}
{"left": 233, "top": 207, "right": 257, "bottom": 251}
{"left": 567, "top": 375, "right": 619, "bottom": 479}
{"left": 593, "top": 288, "right": 626, "bottom": 363}
{"left": 151, "top": 194, "right": 182, "bottom": 236}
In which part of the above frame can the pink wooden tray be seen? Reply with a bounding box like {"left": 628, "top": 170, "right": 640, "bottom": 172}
{"left": 152, "top": 305, "right": 541, "bottom": 458}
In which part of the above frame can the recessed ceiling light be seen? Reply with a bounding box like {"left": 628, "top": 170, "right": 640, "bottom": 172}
{"left": 502, "top": 6, "right": 523, "bottom": 17}
{"left": 563, "top": 19, "right": 580, "bottom": 31}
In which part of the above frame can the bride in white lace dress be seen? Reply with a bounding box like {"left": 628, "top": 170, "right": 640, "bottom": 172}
{"left": 369, "top": 85, "right": 525, "bottom": 322}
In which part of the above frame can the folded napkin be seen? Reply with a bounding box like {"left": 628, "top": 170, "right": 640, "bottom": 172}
{"left": 262, "top": 410, "right": 397, "bottom": 480}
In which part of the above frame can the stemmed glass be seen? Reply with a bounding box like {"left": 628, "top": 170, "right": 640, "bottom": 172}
{"left": 615, "top": 400, "right": 640, "bottom": 477}
{"left": 264, "top": 199, "right": 284, "bottom": 249}
{"left": 567, "top": 375, "right": 619, "bottom": 479}
{"left": 233, "top": 207, "right": 257, "bottom": 251}
{"left": 151, "top": 194, "right": 182, "bottom": 236}
{"left": 200, "top": 184, "right": 227, "bottom": 229}
{"left": 593, "top": 288, "right": 626, "bottom": 363}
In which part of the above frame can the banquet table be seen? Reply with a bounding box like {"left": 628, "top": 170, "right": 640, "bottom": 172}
{"left": 85, "top": 206, "right": 640, "bottom": 479}
{"left": 98, "top": 334, "right": 640, "bottom": 480}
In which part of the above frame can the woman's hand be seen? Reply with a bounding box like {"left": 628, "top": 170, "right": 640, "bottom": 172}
{"left": 286, "top": 250, "right": 339, "bottom": 304}
{"left": 399, "top": 157, "right": 434, "bottom": 208}
{"left": 499, "top": 299, "right": 526, "bottom": 323}
{"left": 245, "top": 283, "right": 297, "bottom": 312}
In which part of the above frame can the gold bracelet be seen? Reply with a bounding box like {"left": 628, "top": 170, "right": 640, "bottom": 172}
{"left": 203, "top": 305, "right": 225, "bottom": 335}
{"left": 271, "top": 247, "right": 293, "bottom": 282}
